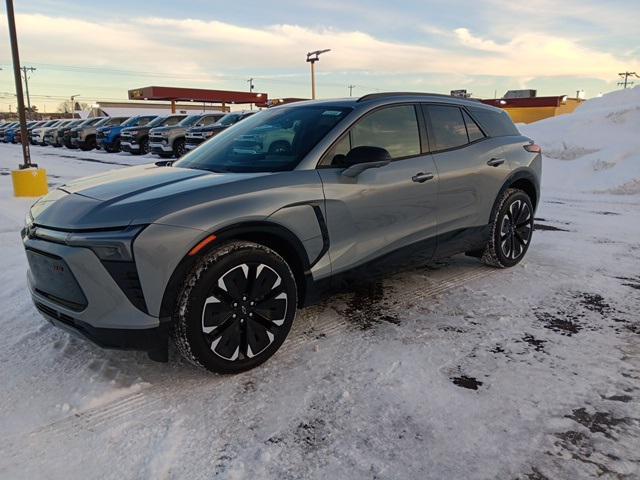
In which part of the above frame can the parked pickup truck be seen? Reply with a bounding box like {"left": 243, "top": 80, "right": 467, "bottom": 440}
{"left": 70, "top": 116, "right": 128, "bottom": 151}
{"left": 1, "top": 122, "right": 29, "bottom": 143}
{"left": 15, "top": 121, "right": 46, "bottom": 144}
{"left": 63, "top": 117, "right": 103, "bottom": 149}
{"left": 96, "top": 115, "right": 156, "bottom": 153}
{"left": 121, "top": 114, "right": 185, "bottom": 155}
{"left": 184, "top": 111, "right": 255, "bottom": 152}
{"left": 44, "top": 119, "right": 84, "bottom": 147}
{"left": 31, "top": 120, "right": 65, "bottom": 146}
{"left": 0, "top": 122, "right": 19, "bottom": 142}
{"left": 149, "top": 113, "right": 224, "bottom": 158}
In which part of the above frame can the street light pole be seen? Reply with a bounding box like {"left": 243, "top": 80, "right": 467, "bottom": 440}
{"left": 70, "top": 94, "right": 81, "bottom": 117}
{"left": 5, "top": 0, "right": 32, "bottom": 168}
{"left": 306, "top": 49, "right": 331, "bottom": 100}
{"left": 247, "top": 78, "right": 254, "bottom": 110}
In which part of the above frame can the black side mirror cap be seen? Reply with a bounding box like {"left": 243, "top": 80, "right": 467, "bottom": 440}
{"left": 344, "top": 146, "right": 392, "bottom": 166}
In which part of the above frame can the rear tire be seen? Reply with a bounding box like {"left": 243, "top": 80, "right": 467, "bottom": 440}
{"left": 172, "top": 240, "right": 298, "bottom": 374}
{"left": 481, "top": 188, "right": 534, "bottom": 268}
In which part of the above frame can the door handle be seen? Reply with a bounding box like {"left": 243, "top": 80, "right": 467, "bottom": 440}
{"left": 487, "top": 157, "right": 505, "bottom": 167}
{"left": 411, "top": 172, "right": 434, "bottom": 183}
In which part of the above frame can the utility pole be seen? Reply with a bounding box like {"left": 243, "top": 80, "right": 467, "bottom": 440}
{"left": 618, "top": 72, "right": 638, "bottom": 89}
{"left": 348, "top": 84, "right": 356, "bottom": 97}
{"left": 247, "top": 78, "right": 254, "bottom": 110}
{"left": 306, "top": 49, "right": 331, "bottom": 99}
{"left": 20, "top": 66, "right": 36, "bottom": 119}
{"left": 5, "top": 0, "right": 32, "bottom": 167}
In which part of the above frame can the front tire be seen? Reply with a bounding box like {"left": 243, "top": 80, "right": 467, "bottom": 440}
{"left": 172, "top": 241, "right": 298, "bottom": 374}
{"left": 481, "top": 188, "right": 534, "bottom": 268}
{"left": 173, "top": 138, "right": 186, "bottom": 158}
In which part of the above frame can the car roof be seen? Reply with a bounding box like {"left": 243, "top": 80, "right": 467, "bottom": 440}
{"left": 272, "top": 92, "right": 502, "bottom": 113}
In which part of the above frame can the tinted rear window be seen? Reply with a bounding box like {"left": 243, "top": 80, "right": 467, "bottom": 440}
{"left": 462, "top": 110, "right": 485, "bottom": 142}
{"left": 468, "top": 107, "right": 519, "bottom": 137}
{"left": 427, "top": 105, "right": 468, "bottom": 151}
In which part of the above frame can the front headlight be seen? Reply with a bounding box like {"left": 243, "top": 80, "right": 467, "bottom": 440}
{"left": 30, "top": 225, "right": 144, "bottom": 261}
{"left": 66, "top": 226, "right": 144, "bottom": 261}
{"left": 127, "top": 130, "right": 138, "bottom": 135}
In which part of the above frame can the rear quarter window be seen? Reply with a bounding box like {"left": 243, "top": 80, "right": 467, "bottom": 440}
{"left": 468, "top": 106, "right": 519, "bottom": 137}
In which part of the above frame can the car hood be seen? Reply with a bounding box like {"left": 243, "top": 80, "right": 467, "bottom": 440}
{"left": 149, "top": 126, "right": 171, "bottom": 134}
{"left": 30, "top": 163, "right": 271, "bottom": 230}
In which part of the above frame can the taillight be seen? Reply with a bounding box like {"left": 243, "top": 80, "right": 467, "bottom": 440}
{"left": 524, "top": 143, "right": 542, "bottom": 154}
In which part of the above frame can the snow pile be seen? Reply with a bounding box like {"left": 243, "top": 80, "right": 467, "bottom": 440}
{"left": 520, "top": 86, "right": 640, "bottom": 195}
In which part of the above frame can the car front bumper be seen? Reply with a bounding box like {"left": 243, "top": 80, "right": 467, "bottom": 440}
{"left": 121, "top": 141, "right": 139, "bottom": 152}
{"left": 149, "top": 141, "right": 172, "bottom": 154}
{"left": 23, "top": 234, "right": 164, "bottom": 350}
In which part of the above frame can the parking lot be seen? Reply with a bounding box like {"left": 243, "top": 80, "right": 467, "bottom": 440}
{"left": 1, "top": 140, "right": 639, "bottom": 479}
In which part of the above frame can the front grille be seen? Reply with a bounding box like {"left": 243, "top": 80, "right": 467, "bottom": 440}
{"left": 186, "top": 137, "right": 204, "bottom": 146}
{"left": 101, "top": 260, "right": 148, "bottom": 313}
{"left": 96, "top": 132, "right": 105, "bottom": 139}
{"left": 70, "top": 131, "right": 78, "bottom": 138}
{"left": 26, "top": 248, "right": 88, "bottom": 311}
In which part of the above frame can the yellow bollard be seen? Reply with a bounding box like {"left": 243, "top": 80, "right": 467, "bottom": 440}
{"left": 11, "top": 167, "right": 49, "bottom": 197}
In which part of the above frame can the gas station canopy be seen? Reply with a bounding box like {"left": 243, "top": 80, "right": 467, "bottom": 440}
{"left": 128, "top": 86, "right": 267, "bottom": 105}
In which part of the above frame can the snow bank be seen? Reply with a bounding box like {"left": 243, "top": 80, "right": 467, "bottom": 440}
{"left": 520, "top": 87, "right": 640, "bottom": 195}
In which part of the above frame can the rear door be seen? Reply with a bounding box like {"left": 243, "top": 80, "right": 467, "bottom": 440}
{"left": 423, "top": 104, "right": 509, "bottom": 254}
{"left": 317, "top": 104, "right": 439, "bottom": 278}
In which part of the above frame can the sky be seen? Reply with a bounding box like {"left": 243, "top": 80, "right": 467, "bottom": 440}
{"left": 0, "top": 0, "right": 639, "bottom": 112}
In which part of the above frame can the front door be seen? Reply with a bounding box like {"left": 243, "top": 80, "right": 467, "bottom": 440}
{"left": 317, "top": 104, "right": 439, "bottom": 280}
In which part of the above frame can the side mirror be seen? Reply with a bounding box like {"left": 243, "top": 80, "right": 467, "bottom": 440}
{"left": 341, "top": 146, "right": 391, "bottom": 177}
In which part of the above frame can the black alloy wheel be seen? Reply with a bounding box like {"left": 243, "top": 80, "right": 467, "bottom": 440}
{"left": 499, "top": 197, "right": 532, "bottom": 261}
{"left": 482, "top": 188, "right": 534, "bottom": 268}
{"left": 173, "top": 241, "right": 297, "bottom": 373}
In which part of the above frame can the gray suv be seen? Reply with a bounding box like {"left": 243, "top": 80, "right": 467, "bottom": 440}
{"left": 22, "top": 93, "right": 541, "bottom": 374}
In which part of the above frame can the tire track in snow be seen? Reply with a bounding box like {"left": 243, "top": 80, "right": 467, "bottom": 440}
{"left": 1, "top": 257, "right": 496, "bottom": 458}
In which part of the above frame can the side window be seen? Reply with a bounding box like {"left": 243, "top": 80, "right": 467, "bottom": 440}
{"left": 462, "top": 110, "right": 484, "bottom": 142}
{"left": 200, "top": 116, "right": 218, "bottom": 126}
{"left": 350, "top": 105, "right": 421, "bottom": 159}
{"left": 427, "top": 105, "right": 468, "bottom": 151}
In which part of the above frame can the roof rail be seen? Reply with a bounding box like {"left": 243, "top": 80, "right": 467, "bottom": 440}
{"left": 357, "top": 92, "right": 456, "bottom": 102}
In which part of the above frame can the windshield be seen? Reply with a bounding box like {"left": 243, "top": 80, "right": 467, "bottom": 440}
{"left": 144, "top": 116, "right": 167, "bottom": 128}
{"left": 163, "top": 116, "right": 185, "bottom": 127}
{"left": 216, "top": 113, "right": 242, "bottom": 126}
{"left": 120, "top": 117, "right": 137, "bottom": 127}
{"left": 105, "top": 117, "right": 127, "bottom": 126}
{"left": 178, "top": 115, "right": 201, "bottom": 127}
{"left": 174, "top": 105, "right": 352, "bottom": 173}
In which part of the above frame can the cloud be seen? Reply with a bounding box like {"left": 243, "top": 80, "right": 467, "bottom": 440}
{"left": 0, "top": 11, "right": 637, "bottom": 98}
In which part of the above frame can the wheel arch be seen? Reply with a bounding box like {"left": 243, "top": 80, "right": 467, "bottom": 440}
{"left": 158, "top": 221, "right": 311, "bottom": 320}
{"left": 489, "top": 170, "right": 539, "bottom": 224}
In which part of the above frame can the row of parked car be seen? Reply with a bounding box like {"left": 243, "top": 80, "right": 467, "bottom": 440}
{"left": 0, "top": 110, "right": 256, "bottom": 158}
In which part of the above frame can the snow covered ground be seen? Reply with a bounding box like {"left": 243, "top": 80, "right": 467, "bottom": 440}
{"left": 1, "top": 90, "right": 639, "bottom": 479}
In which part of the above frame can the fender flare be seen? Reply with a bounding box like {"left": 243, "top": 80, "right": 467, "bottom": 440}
{"left": 158, "top": 221, "right": 311, "bottom": 320}
{"left": 488, "top": 170, "right": 540, "bottom": 224}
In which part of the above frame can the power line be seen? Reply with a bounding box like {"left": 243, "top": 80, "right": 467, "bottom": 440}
{"left": 618, "top": 71, "right": 638, "bottom": 89}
